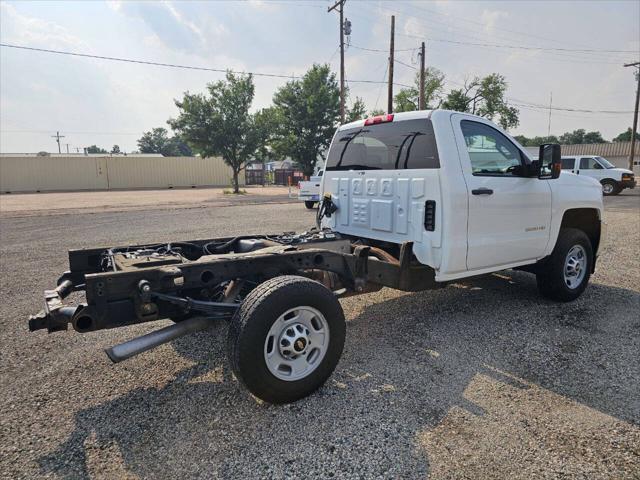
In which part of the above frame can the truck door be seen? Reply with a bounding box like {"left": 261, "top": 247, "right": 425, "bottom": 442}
{"left": 451, "top": 115, "right": 552, "bottom": 271}
{"left": 576, "top": 157, "right": 606, "bottom": 182}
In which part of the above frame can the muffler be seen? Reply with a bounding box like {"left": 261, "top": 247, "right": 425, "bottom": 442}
{"left": 105, "top": 316, "right": 214, "bottom": 363}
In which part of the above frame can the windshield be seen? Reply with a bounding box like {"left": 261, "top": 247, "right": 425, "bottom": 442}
{"left": 325, "top": 119, "right": 439, "bottom": 170}
{"left": 595, "top": 156, "right": 615, "bottom": 169}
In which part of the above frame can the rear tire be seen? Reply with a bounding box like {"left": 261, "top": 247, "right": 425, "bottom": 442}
{"left": 601, "top": 179, "right": 620, "bottom": 196}
{"left": 536, "top": 228, "right": 592, "bottom": 302}
{"left": 228, "top": 275, "right": 346, "bottom": 404}
{"left": 304, "top": 201, "right": 316, "bottom": 209}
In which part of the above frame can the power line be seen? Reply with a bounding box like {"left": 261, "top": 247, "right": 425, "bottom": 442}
{"left": 395, "top": 33, "right": 637, "bottom": 56}
{"left": 0, "top": 43, "right": 629, "bottom": 116}
{"left": 350, "top": 44, "right": 415, "bottom": 53}
{"left": 367, "top": 3, "right": 637, "bottom": 55}
{"left": 394, "top": 58, "right": 417, "bottom": 70}
{"left": 0, "top": 43, "right": 412, "bottom": 87}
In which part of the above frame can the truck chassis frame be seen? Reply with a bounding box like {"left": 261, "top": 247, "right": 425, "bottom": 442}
{"left": 30, "top": 231, "right": 437, "bottom": 337}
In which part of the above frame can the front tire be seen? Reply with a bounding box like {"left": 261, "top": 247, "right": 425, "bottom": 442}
{"left": 228, "top": 275, "right": 346, "bottom": 404}
{"left": 304, "top": 201, "right": 316, "bottom": 209}
{"left": 601, "top": 179, "right": 620, "bottom": 196}
{"left": 536, "top": 228, "right": 593, "bottom": 302}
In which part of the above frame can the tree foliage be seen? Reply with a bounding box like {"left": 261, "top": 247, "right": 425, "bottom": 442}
{"left": 441, "top": 73, "right": 519, "bottom": 129}
{"left": 558, "top": 129, "right": 606, "bottom": 145}
{"left": 346, "top": 97, "right": 367, "bottom": 122}
{"left": 267, "top": 64, "right": 340, "bottom": 176}
{"left": 137, "top": 128, "right": 192, "bottom": 157}
{"left": 512, "top": 135, "right": 559, "bottom": 147}
{"left": 85, "top": 145, "right": 107, "bottom": 154}
{"left": 169, "top": 72, "right": 266, "bottom": 193}
{"left": 111, "top": 145, "right": 121, "bottom": 154}
{"left": 613, "top": 127, "right": 640, "bottom": 142}
{"left": 368, "top": 108, "right": 386, "bottom": 117}
{"left": 393, "top": 67, "right": 445, "bottom": 113}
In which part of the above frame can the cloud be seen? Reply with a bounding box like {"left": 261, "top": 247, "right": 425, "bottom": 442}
{"left": 108, "top": 1, "right": 226, "bottom": 54}
{"left": 0, "top": 3, "right": 86, "bottom": 49}
{"left": 480, "top": 9, "right": 509, "bottom": 36}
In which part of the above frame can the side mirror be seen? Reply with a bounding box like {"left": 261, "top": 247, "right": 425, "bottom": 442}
{"left": 538, "top": 144, "right": 562, "bottom": 179}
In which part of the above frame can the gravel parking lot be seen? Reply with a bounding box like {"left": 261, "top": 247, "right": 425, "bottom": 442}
{"left": 1, "top": 190, "right": 639, "bottom": 479}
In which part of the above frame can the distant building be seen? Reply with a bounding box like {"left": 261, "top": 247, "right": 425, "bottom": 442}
{"left": 525, "top": 141, "right": 636, "bottom": 171}
{"left": 0, "top": 152, "right": 163, "bottom": 158}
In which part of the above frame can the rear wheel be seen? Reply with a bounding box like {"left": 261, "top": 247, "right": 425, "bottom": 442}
{"left": 601, "top": 179, "right": 620, "bottom": 196}
{"left": 228, "top": 275, "right": 346, "bottom": 404}
{"left": 304, "top": 201, "right": 316, "bottom": 209}
{"left": 536, "top": 228, "right": 592, "bottom": 302}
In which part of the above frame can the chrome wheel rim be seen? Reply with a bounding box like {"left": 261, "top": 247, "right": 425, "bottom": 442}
{"left": 564, "top": 245, "right": 587, "bottom": 289}
{"left": 264, "top": 306, "right": 330, "bottom": 381}
{"left": 602, "top": 183, "right": 614, "bottom": 194}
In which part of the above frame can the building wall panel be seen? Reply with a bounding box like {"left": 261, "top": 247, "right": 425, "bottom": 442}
{"left": 0, "top": 156, "right": 244, "bottom": 192}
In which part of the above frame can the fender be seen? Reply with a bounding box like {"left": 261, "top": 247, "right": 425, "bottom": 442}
{"left": 544, "top": 172, "right": 604, "bottom": 259}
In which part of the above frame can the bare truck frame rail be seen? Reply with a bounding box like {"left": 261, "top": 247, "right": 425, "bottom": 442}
{"left": 29, "top": 229, "right": 437, "bottom": 402}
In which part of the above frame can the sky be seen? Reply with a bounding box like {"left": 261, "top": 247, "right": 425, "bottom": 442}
{"left": 1, "top": 0, "right": 639, "bottom": 153}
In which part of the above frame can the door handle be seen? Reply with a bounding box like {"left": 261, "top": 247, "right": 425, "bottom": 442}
{"left": 471, "top": 188, "right": 493, "bottom": 195}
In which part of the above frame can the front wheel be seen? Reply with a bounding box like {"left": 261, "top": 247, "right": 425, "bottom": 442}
{"left": 601, "top": 180, "right": 620, "bottom": 196}
{"left": 536, "top": 228, "right": 593, "bottom": 302}
{"left": 227, "top": 275, "right": 346, "bottom": 404}
{"left": 304, "top": 200, "right": 317, "bottom": 209}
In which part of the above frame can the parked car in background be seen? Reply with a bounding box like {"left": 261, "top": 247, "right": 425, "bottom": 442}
{"left": 298, "top": 170, "right": 323, "bottom": 209}
{"left": 561, "top": 155, "right": 635, "bottom": 195}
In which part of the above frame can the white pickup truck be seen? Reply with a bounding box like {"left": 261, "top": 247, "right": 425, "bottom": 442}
{"left": 31, "top": 109, "right": 605, "bottom": 404}
{"left": 298, "top": 171, "right": 323, "bottom": 209}
{"left": 320, "top": 109, "right": 604, "bottom": 299}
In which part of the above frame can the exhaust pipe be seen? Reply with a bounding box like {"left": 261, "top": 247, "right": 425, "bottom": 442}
{"left": 105, "top": 316, "right": 214, "bottom": 363}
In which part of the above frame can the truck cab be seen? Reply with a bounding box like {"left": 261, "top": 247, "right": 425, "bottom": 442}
{"left": 321, "top": 110, "right": 604, "bottom": 298}
{"left": 560, "top": 155, "right": 635, "bottom": 195}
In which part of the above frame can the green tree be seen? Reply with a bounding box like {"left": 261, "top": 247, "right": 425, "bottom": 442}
{"left": 558, "top": 129, "right": 606, "bottom": 145}
{"left": 85, "top": 145, "right": 107, "bottom": 154}
{"left": 613, "top": 127, "right": 640, "bottom": 142}
{"left": 137, "top": 127, "right": 193, "bottom": 157}
{"left": 268, "top": 64, "right": 340, "bottom": 176}
{"left": 393, "top": 67, "right": 446, "bottom": 113}
{"left": 169, "top": 72, "right": 264, "bottom": 193}
{"left": 346, "top": 97, "right": 367, "bottom": 122}
{"left": 111, "top": 145, "right": 121, "bottom": 154}
{"left": 513, "top": 135, "right": 559, "bottom": 147}
{"left": 369, "top": 108, "right": 386, "bottom": 117}
{"left": 441, "top": 73, "right": 519, "bottom": 129}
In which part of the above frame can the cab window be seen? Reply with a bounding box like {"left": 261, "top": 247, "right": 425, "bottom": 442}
{"left": 561, "top": 158, "right": 575, "bottom": 170}
{"left": 460, "top": 120, "right": 524, "bottom": 176}
{"left": 579, "top": 157, "right": 603, "bottom": 169}
{"left": 325, "top": 119, "right": 439, "bottom": 170}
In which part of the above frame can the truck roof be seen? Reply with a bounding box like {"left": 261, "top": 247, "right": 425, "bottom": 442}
{"left": 337, "top": 109, "right": 499, "bottom": 132}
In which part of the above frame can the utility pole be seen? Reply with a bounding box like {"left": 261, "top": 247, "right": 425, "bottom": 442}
{"left": 418, "top": 41, "right": 426, "bottom": 110}
{"left": 387, "top": 15, "right": 395, "bottom": 114}
{"left": 51, "top": 131, "right": 65, "bottom": 154}
{"left": 624, "top": 62, "right": 640, "bottom": 171}
{"left": 328, "top": 0, "right": 346, "bottom": 123}
{"left": 547, "top": 91, "right": 553, "bottom": 137}
{"left": 65, "top": 143, "right": 70, "bottom": 154}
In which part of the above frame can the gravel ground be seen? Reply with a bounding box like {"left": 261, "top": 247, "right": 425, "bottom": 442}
{"left": 1, "top": 192, "right": 639, "bottom": 479}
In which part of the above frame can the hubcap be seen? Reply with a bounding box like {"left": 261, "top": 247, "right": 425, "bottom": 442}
{"left": 564, "top": 245, "right": 587, "bottom": 289}
{"left": 602, "top": 183, "right": 613, "bottom": 194}
{"left": 264, "top": 306, "right": 330, "bottom": 381}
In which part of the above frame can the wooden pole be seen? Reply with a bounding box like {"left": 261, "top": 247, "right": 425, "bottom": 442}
{"left": 387, "top": 15, "right": 395, "bottom": 114}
